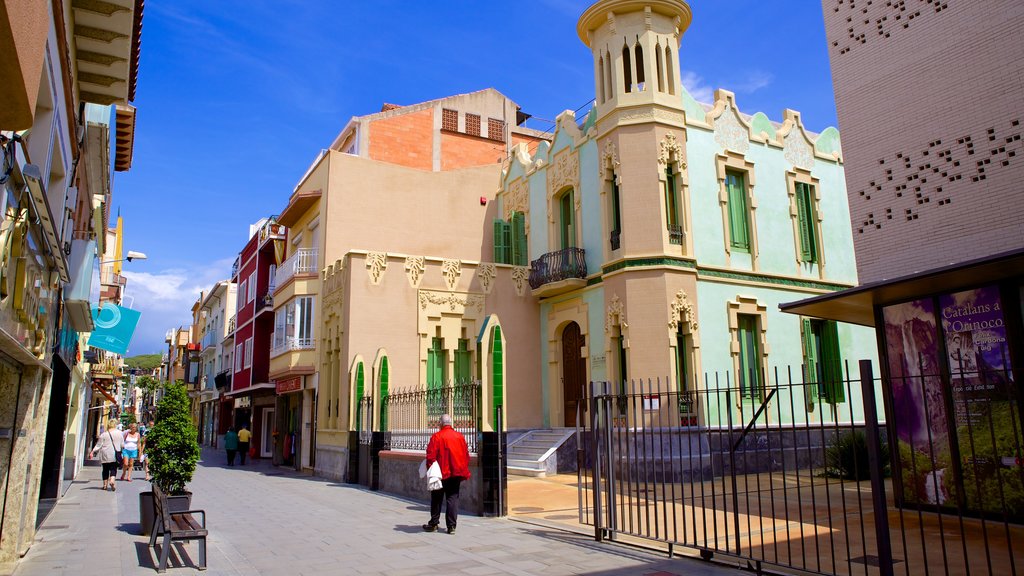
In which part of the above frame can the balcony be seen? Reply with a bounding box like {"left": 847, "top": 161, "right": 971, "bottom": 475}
{"left": 256, "top": 293, "right": 274, "bottom": 316}
{"left": 164, "top": 329, "right": 175, "bottom": 343}
{"left": 529, "top": 247, "right": 587, "bottom": 298}
{"left": 271, "top": 336, "right": 315, "bottom": 356}
{"left": 227, "top": 315, "right": 236, "bottom": 334}
{"left": 668, "top": 225, "right": 685, "bottom": 246}
{"left": 201, "top": 330, "right": 218, "bottom": 351}
{"left": 274, "top": 248, "right": 318, "bottom": 288}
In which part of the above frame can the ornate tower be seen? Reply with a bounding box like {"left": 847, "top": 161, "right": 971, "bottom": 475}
{"left": 577, "top": 0, "right": 692, "bottom": 124}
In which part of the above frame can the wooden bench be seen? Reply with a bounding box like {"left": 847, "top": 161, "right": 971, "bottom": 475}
{"left": 149, "top": 484, "right": 207, "bottom": 572}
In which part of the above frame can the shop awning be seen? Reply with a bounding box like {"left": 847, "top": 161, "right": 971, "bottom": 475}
{"left": 780, "top": 247, "right": 1024, "bottom": 326}
{"left": 91, "top": 382, "right": 116, "bottom": 404}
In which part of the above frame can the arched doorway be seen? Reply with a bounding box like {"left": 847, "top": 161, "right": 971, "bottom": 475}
{"left": 561, "top": 322, "right": 585, "bottom": 427}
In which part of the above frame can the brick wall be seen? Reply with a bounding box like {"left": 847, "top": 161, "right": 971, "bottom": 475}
{"left": 440, "top": 131, "right": 504, "bottom": 170}
{"left": 368, "top": 108, "right": 434, "bottom": 171}
{"left": 823, "top": 0, "right": 1024, "bottom": 282}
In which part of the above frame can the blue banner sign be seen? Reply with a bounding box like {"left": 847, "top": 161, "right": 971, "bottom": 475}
{"left": 87, "top": 304, "right": 141, "bottom": 355}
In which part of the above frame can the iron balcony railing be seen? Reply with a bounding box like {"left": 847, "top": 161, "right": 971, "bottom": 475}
{"left": 381, "top": 381, "right": 479, "bottom": 454}
{"left": 274, "top": 248, "right": 318, "bottom": 288}
{"left": 226, "top": 315, "right": 236, "bottom": 334}
{"left": 528, "top": 247, "right": 587, "bottom": 290}
{"left": 270, "top": 335, "right": 315, "bottom": 356}
{"left": 668, "top": 224, "right": 685, "bottom": 245}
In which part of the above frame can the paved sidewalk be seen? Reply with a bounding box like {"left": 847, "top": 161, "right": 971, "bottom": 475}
{"left": 14, "top": 449, "right": 743, "bottom": 575}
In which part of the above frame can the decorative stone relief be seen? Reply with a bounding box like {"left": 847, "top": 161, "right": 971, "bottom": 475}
{"left": 477, "top": 263, "right": 496, "bottom": 294}
{"left": 599, "top": 139, "right": 620, "bottom": 183}
{"left": 714, "top": 104, "right": 750, "bottom": 154}
{"left": 658, "top": 132, "right": 685, "bottom": 167}
{"left": 668, "top": 289, "right": 698, "bottom": 331}
{"left": 442, "top": 259, "right": 462, "bottom": 291}
{"left": 784, "top": 128, "right": 815, "bottom": 171}
{"left": 366, "top": 252, "right": 388, "bottom": 285}
{"left": 511, "top": 266, "right": 529, "bottom": 296}
{"left": 506, "top": 177, "right": 529, "bottom": 233}
{"left": 418, "top": 290, "right": 484, "bottom": 314}
{"left": 404, "top": 256, "right": 425, "bottom": 288}
{"left": 605, "top": 294, "right": 627, "bottom": 333}
{"left": 547, "top": 148, "right": 579, "bottom": 201}
{"left": 607, "top": 12, "right": 616, "bottom": 34}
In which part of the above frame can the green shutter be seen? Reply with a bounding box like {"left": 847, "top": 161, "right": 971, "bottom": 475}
{"left": 610, "top": 179, "right": 622, "bottom": 233}
{"left": 492, "top": 326, "right": 503, "bottom": 426}
{"left": 455, "top": 339, "right": 471, "bottom": 384}
{"left": 379, "top": 357, "right": 389, "bottom": 431}
{"left": 802, "top": 319, "right": 819, "bottom": 410}
{"left": 493, "top": 218, "right": 512, "bottom": 264}
{"left": 355, "top": 362, "right": 365, "bottom": 431}
{"left": 822, "top": 321, "right": 845, "bottom": 403}
{"left": 427, "top": 338, "right": 444, "bottom": 392}
{"left": 560, "top": 191, "right": 575, "bottom": 249}
{"left": 665, "top": 165, "right": 678, "bottom": 228}
{"left": 727, "top": 171, "right": 750, "bottom": 251}
{"left": 511, "top": 212, "right": 527, "bottom": 266}
{"left": 737, "top": 315, "right": 760, "bottom": 398}
{"left": 796, "top": 183, "right": 817, "bottom": 262}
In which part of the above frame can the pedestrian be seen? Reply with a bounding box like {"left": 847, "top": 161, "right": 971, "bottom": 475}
{"left": 139, "top": 432, "right": 150, "bottom": 481}
{"left": 121, "top": 422, "right": 141, "bottom": 481}
{"left": 91, "top": 419, "right": 124, "bottom": 491}
{"left": 224, "top": 426, "right": 239, "bottom": 466}
{"left": 237, "top": 423, "right": 251, "bottom": 465}
{"left": 422, "top": 414, "right": 470, "bottom": 535}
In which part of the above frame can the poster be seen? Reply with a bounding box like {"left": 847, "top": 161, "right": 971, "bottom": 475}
{"left": 883, "top": 298, "right": 954, "bottom": 508}
{"left": 939, "top": 286, "right": 1022, "bottom": 518}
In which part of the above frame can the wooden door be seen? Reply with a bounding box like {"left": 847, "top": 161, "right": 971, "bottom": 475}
{"left": 562, "top": 322, "right": 585, "bottom": 427}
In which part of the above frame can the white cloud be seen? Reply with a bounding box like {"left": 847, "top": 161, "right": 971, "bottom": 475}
{"left": 680, "top": 70, "right": 714, "bottom": 103}
{"left": 121, "top": 258, "right": 234, "bottom": 355}
{"left": 733, "top": 70, "right": 773, "bottom": 94}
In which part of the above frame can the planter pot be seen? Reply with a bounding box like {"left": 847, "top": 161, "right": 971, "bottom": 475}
{"left": 140, "top": 490, "right": 192, "bottom": 536}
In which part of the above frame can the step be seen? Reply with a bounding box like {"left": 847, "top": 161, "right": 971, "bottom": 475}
{"left": 507, "top": 458, "right": 545, "bottom": 469}
{"left": 507, "top": 465, "right": 547, "bottom": 478}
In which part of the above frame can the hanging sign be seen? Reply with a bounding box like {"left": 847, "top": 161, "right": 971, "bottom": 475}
{"left": 87, "top": 303, "right": 141, "bottom": 355}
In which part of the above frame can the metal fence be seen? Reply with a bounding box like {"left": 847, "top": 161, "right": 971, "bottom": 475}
{"left": 381, "top": 381, "right": 479, "bottom": 454}
{"left": 577, "top": 360, "right": 1022, "bottom": 576}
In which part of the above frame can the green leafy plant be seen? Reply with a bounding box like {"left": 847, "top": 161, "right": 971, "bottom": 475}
{"left": 147, "top": 380, "right": 199, "bottom": 494}
{"left": 826, "top": 430, "right": 890, "bottom": 481}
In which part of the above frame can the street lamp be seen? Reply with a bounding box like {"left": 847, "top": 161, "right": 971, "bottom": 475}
{"left": 99, "top": 250, "right": 148, "bottom": 265}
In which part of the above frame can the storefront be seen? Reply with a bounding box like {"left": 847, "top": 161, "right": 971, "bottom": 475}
{"left": 273, "top": 375, "right": 316, "bottom": 471}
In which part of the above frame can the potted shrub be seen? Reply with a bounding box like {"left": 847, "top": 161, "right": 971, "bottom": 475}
{"left": 140, "top": 380, "right": 200, "bottom": 535}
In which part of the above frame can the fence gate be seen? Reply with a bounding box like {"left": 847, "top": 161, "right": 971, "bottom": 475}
{"left": 356, "top": 395, "right": 377, "bottom": 488}
{"left": 577, "top": 360, "right": 1023, "bottom": 576}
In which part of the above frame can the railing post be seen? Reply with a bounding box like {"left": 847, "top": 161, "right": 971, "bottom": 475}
{"left": 591, "top": 381, "right": 605, "bottom": 542}
{"left": 860, "top": 360, "right": 894, "bottom": 576}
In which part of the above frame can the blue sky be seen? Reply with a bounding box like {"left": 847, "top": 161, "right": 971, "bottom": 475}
{"left": 117, "top": 0, "right": 838, "bottom": 355}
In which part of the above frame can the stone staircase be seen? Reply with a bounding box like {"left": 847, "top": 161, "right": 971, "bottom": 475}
{"left": 507, "top": 429, "right": 576, "bottom": 477}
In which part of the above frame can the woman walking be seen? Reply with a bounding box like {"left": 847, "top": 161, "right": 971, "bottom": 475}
{"left": 121, "top": 422, "right": 141, "bottom": 481}
{"left": 224, "top": 427, "right": 239, "bottom": 466}
{"left": 91, "top": 420, "right": 124, "bottom": 491}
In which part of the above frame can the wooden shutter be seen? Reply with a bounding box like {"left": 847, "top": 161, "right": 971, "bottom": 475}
{"left": 379, "top": 358, "right": 389, "bottom": 431}
{"left": 796, "top": 183, "right": 817, "bottom": 262}
{"left": 727, "top": 172, "right": 749, "bottom": 250}
{"left": 802, "top": 318, "right": 819, "bottom": 411}
{"left": 493, "top": 219, "right": 509, "bottom": 264}
{"left": 454, "top": 339, "right": 470, "bottom": 384}
{"left": 664, "top": 165, "right": 678, "bottom": 228}
{"left": 822, "top": 321, "right": 845, "bottom": 403}
{"left": 492, "top": 326, "right": 503, "bottom": 426}
{"left": 511, "top": 212, "right": 527, "bottom": 266}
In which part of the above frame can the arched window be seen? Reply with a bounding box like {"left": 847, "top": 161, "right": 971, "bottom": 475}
{"left": 665, "top": 46, "right": 675, "bottom": 95}
{"left": 491, "top": 326, "right": 504, "bottom": 427}
{"left": 598, "top": 55, "right": 606, "bottom": 103}
{"left": 622, "top": 43, "right": 632, "bottom": 93}
{"left": 655, "top": 42, "right": 664, "bottom": 92}
{"left": 378, "top": 356, "right": 389, "bottom": 430}
{"left": 604, "top": 50, "right": 613, "bottom": 99}
{"left": 634, "top": 41, "right": 645, "bottom": 89}
{"left": 353, "top": 361, "right": 365, "bottom": 431}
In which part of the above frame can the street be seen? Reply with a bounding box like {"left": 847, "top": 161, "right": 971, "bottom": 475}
{"left": 15, "top": 449, "right": 740, "bottom": 576}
